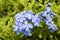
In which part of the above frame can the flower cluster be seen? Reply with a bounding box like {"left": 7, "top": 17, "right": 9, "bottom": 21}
{"left": 13, "top": 2, "right": 58, "bottom": 36}
{"left": 13, "top": 10, "right": 42, "bottom": 36}
{"left": 40, "top": 2, "right": 58, "bottom": 32}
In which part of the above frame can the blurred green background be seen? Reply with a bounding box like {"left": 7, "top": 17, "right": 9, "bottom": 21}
{"left": 0, "top": 0, "right": 60, "bottom": 40}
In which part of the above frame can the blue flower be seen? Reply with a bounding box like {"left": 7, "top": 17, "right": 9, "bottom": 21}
{"left": 13, "top": 2, "right": 58, "bottom": 36}
{"left": 44, "top": 16, "right": 58, "bottom": 32}
{"left": 13, "top": 10, "right": 39, "bottom": 36}
{"left": 24, "top": 10, "right": 34, "bottom": 20}
{"left": 15, "top": 21, "right": 22, "bottom": 26}
{"left": 32, "top": 14, "right": 42, "bottom": 26}
{"left": 48, "top": 24, "right": 58, "bottom": 32}
{"left": 28, "top": 23, "right": 33, "bottom": 29}
{"left": 23, "top": 31, "right": 32, "bottom": 36}
{"left": 40, "top": 2, "right": 58, "bottom": 32}
{"left": 41, "top": 11, "right": 47, "bottom": 16}
{"left": 13, "top": 25, "right": 19, "bottom": 32}
{"left": 24, "top": 13, "right": 34, "bottom": 20}
{"left": 46, "top": 7, "right": 51, "bottom": 12}
{"left": 44, "top": 17, "right": 53, "bottom": 25}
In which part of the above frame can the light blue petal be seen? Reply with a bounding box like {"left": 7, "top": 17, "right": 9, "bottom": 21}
{"left": 28, "top": 23, "right": 33, "bottom": 29}
{"left": 46, "top": 7, "right": 51, "bottom": 12}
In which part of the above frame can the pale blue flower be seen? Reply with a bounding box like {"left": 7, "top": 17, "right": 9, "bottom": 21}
{"left": 13, "top": 26, "right": 19, "bottom": 32}
{"left": 23, "top": 31, "right": 32, "bottom": 36}
{"left": 13, "top": 2, "right": 58, "bottom": 36}
{"left": 42, "top": 11, "right": 47, "bottom": 16}
{"left": 40, "top": 2, "right": 58, "bottom": 33}
{"left": 28, "top": 23, "right": 33, "bottom": 29}
{"left": 13, "top": 10, "right": 36, "bottom": 36}
{"left": 32, "top": 14, "right": 42, "bottom": 26}
{"left": 49, "top": 24, "right": 58, "bottom": 32}
{"left": 46, "top": 7, "right": 51, "bottom": 12}
{"left": 15, "top": 21, "right": 22, "bottom": 26}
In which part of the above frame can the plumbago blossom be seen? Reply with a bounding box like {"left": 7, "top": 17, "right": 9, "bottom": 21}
{"left": 13, "top": 2, "right": 58, "bottom": 36}
{"left": 40, "top": 2, "right": 58, "bottom": 32}
{"left": 13, "top": 10, "right": 42, "bottom": 36}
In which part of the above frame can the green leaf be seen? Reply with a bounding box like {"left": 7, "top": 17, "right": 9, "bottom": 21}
{"left": 39, "top": 33, "right": 42, "bottom": 38}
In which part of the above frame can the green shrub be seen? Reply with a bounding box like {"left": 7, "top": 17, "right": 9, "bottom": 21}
{"left": 0, "top": 0, "right": 60, "bottom": 40}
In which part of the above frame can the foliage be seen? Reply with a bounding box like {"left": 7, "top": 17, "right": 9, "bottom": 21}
{"left": 0, "top": 0, "right": 60, "bottom": 40}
